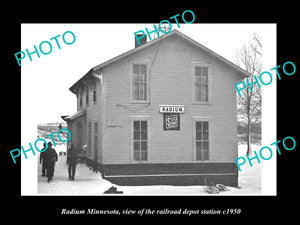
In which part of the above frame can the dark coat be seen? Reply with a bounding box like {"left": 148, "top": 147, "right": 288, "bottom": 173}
{"left": 67, "top": 146, "right": 77, "bottom": 166}
{"left": 40, "top": 148, "right": 46, "bottom": 164}
{"left": 44, "top": 147, "right": 58, "bottom": 165}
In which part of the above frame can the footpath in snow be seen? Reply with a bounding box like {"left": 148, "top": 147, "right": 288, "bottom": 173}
{"left": 37, "top": 144, "right": 261, "bottom": 195}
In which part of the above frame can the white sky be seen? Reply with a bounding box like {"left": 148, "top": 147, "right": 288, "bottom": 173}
{"left": 21, "top": 23, "right": 275, "bottom": 124}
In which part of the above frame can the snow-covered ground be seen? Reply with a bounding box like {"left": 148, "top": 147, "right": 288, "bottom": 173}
{"left": 37, "top": 144, "right": 261, "bottom": 195}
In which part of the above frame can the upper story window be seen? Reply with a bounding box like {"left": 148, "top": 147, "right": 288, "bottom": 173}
{"left": 79, "top": 90, "right": 83, "bottom": 109}
{"left": 132, "top": 64, "right": 148, "bottom": 101}
{"left": 194, "top": 66, "right": 209, "bottom": 103}
{"left": 92, "top": 82, "right": 97, "bottom": 104}
{"left": 86, "top": 86, "right": 89, "bottom": 107}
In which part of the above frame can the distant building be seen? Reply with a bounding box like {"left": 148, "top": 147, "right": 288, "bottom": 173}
{"left": 62, "top": 30, "right": 249, "bottom": 186}
{"left": 38, "top": 123, "right": 67, "bottom": 142}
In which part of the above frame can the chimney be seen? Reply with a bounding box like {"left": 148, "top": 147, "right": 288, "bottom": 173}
{"left": 135, "top": 34, "right": 147, "bottom": 48}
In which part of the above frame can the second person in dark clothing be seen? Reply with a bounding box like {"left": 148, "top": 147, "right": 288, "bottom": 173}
{"left": 67, "top": 144, "right": 77, "bottom": 181}
{"left": 40, "top": 142, "right": 47, "bottom": 176}
{"left": 44, "top": 142, "right": 58, "bottom": 182}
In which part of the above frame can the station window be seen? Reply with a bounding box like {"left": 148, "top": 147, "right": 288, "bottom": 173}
{"left": 133, "top": 120, "right": 148, "bottom": 162}
{"left": 195, "top": 121, "right": 209, "bottom": 161}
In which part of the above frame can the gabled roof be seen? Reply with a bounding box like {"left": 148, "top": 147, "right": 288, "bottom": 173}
{"left": 70, "top": 29, "right": 250, "bottom": 94}
{"left": 92, "top": 29, "right": 250, "bottom": 77}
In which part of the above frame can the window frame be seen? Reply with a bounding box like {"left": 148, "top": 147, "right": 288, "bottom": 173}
{"left": 193, "top": 117, "right": 211, "bottom": 162}
{"left": 85, "top": 86, "right": 89, "bottom": 107}
{"left": 130, "top": 116, "right": 151, "bottom": 163}
{"left": 79, "top": 89, "right": 83, "bottom": 109}
{"left": 92, "top": 82, "right": 97, "bottom": 104}
{"left": 192, "top": 63, "right": 211, "bottom": 104}
{"left": 130, "top": 60, "right": 150, "bottom": 104}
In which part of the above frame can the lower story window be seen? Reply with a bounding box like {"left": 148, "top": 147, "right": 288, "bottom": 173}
{"left": 133, "top": 120, "right": 148, "bottom": 162}
{"left": 195, "top": 121, "right": 209, "bottom": 161}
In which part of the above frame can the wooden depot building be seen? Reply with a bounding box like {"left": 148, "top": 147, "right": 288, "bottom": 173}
{"left": 62, "top": 30, "right": 250, "bottom": 187}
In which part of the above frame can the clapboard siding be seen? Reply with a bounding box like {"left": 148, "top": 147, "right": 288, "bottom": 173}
{"left": 99, "top": 35, "right": 239, "bottom": 165}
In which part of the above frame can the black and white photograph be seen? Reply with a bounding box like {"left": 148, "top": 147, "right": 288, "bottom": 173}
{"left": 20, "top": 23, "right": 276, "bottom": 196}
{"left": 5, "top": 6, "right": 298, "bottom": 220}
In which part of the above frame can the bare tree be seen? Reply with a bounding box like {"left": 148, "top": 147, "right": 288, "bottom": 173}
{"left": 235, "top": 33, "right": 262, "bottom": 155}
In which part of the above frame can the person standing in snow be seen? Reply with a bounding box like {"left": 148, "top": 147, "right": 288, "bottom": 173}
{"left": 67, "top": 144, "right": 77, "bottom": 181}
{"left": 44, "top": 142, "right": 58, "bottom": 182}
{"left": 40, "top": 142, "right": 47, "bottom": 177}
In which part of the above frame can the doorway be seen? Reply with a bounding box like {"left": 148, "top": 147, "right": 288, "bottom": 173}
{"left": 94, "top": 122, "right": 98, "bottom": 163}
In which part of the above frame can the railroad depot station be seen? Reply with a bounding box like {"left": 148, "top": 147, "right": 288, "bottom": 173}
{"left": 61, "top": 30, "right": 249, "bottom": 186}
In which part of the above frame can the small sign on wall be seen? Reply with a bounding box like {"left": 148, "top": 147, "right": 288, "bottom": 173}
{"left": 159, "top": 105, "right": 185, "bottom": 114}
{"left": 163, "top": 113, "right": 180, "bottom": 130}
